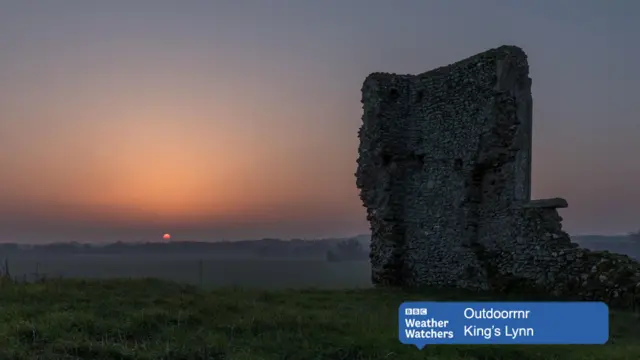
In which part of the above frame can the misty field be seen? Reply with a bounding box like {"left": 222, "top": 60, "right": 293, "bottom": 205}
{"left": 3, "top": 254, "right": 373, "bottom": 289}
{"left": 1, "top": 252, "right": 639, "bottom": 359}
{"left": 0, "top": 278, "right": 638, "bottom": 360}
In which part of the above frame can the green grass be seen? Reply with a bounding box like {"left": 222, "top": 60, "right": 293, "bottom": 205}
{"left": 0, "top": 278, "right": 638, "bottom": 360}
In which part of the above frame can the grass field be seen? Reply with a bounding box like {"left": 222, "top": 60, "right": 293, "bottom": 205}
{"left": 0, "top": 278, "right": 638, "bottom": 360}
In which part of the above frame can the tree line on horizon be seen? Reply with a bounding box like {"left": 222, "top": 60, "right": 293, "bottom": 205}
{"left": 0, "top": 233, "right": 636, "bottom": 261}
{"left": 0, "top": 236, "right": 371, "bottom": 261}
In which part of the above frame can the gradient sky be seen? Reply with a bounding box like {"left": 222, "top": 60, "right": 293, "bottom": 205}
{"left": 0, "top": 1, "right": 638, "bottom": 242}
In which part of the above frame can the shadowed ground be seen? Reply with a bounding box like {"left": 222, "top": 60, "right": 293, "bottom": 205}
{"left": 2, "top": 256, "right": 372, "bottom": 289}
{"left": 0, "top": 278, "right": 637, "bottom": 359}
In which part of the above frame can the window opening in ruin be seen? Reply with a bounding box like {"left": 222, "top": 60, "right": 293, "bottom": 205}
{"left": 414, "top": 90, "right": 424, "bottom": 103}
{"left": 410, "top": 153, "right": 425, "bottom": 164}
{"left": 381, "top": 154, "right": 392, "bottom": 166}
{"left": 454, "top": 158, "right": 463, "bottom": 170}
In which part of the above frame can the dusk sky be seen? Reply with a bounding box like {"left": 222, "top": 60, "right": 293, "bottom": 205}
{"left": 0, "top": 1, "right": 638, "bottom": 242}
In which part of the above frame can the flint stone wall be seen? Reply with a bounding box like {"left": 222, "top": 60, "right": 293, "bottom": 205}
{"left": 356, "top": 45, "right": 640, "bottom": 307}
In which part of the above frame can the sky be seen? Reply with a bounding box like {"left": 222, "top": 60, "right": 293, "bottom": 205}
{"left": 0, "top": 0, "right": 638, "bottom": 243}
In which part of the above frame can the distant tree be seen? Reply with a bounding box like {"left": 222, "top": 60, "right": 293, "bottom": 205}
{"left": 326, "top": 238, "right": 368, "bottom": 262}
{"left": 337, "top": 239, "right": 364, "bottom": 257}
{"left": 326, "top": 249, "right": 340, "bottom": 262}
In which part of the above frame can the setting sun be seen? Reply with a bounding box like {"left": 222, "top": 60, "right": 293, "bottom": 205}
{"left": 163, "top": 233, "right": 171, "bottom": 240}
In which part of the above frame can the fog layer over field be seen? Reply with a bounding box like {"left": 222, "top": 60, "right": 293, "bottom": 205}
{"left": 0, "top": 234, "right": 637, "bottom": 289}
{"left": 7, "top": 255, "right": 372, "bottom": 289}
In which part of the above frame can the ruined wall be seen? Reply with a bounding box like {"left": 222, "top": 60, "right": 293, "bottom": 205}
{"left": 356, "top": 45, "right": 640, "bottom": 306}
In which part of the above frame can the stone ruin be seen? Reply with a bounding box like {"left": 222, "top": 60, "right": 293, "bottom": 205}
{"left": 356, "top": 45, "right": 640, "bottom": 307}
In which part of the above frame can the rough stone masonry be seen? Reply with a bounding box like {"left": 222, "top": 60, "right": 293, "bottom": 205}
{"left": 356, "top": 45, "right": 640, "bottom": 307}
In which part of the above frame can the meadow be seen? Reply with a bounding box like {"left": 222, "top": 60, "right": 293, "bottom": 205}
{"left": 0, "top": 278, "right": 638, "bottom": 360}
{"left": 0, "top": 253, "right": 638, "bottom": 359}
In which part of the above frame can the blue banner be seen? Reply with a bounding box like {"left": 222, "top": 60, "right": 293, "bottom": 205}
{"left": 399, "top": 301, "right": 609, "bottom": 348}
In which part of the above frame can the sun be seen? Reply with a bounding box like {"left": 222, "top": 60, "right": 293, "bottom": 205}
{"left": 163, "top": 233, "right": 171, "bottom": 240}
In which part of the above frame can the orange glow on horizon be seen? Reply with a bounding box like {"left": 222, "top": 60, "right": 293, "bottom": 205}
{"left": 0, "top": 56, "right": 362, "bottom": 230}
{"left": 163, "top": 233, "right": 171, "bottom": 240}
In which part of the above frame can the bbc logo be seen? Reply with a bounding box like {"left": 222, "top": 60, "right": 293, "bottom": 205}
{"left": 405, "top": 307, "right": 428, "bottom": 316}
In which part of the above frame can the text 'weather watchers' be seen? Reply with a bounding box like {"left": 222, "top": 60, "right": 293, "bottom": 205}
{"left": 399, "top": 301, "right": 609, "bottom": 348}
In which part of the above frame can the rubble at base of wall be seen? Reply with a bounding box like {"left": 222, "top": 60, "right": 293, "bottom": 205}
{"left": 511, "top": 206, "right": 640, "bottom": 308}
{"left": 369, "top": 203, "right": 640, "bottom": 309}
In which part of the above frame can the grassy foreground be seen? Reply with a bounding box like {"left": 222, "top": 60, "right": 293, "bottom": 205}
{"left": 0, "top": 279, "right": 638, "bottom": 360}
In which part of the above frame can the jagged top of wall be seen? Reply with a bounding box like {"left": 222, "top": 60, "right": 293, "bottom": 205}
{"left": 365, "top": 45, "right": 528, "bottom": 80}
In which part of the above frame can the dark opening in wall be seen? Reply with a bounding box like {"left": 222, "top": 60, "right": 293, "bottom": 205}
{"left": 381, "top": 154, "right": 392, "bottom": 166}
{"left": 409, "top": 152, "right": 425, "bottom": 164}
{"left": 414, "top": 90, "right": 424, "bottom": 103}
{"left": 454, "top": 158, "right": 463, "bottom": 170}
